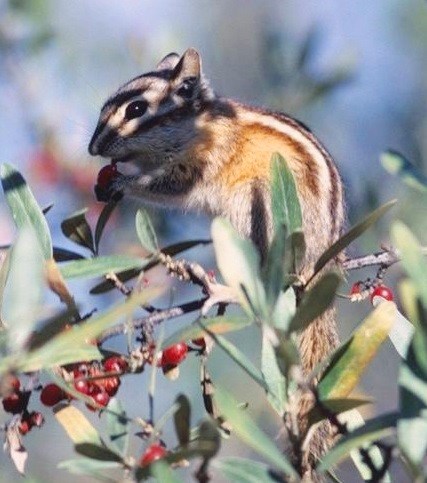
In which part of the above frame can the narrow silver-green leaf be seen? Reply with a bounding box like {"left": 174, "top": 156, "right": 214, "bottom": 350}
{"left": 318, "top": 302, "right": 396, "bottom": 400}
{"left": 263, "top": 225, "right": 287, "bottom": 305}
{"left": 174, "top": 394, "right": 191, "bottom": 446}
{"left": 214, "top": 386, "right": 298, "bottom": 478}
{"left": 314, "top": 199, "right": 396, "bottom": 277}
{"left": 270, "top": 153, "right": 302, "bottom": 233}
{"left": 2, "top": 229, "right": 43, "bottom": 352}
{"left": 136, "top": 209, "right": 158, "bottom": 254}
{"left": 317, "top": 412, "right": 398, "bottom": 472}
{"left": 94, "top": 200, "right": 118, "bottom": 254}
{"left": 18, "top": 288, "right": 162, "bottom": 371}
{"left": 58, "top": 459, "right": 120, "bottom": 482}
{"left": 209, "top": 330, "right": 268, "bottom": 391}
{"left": 106, "top": 398, "right": 129, "bottom": 457}
{"left": 1, "top": 163, "right": 52, "bottom": 259}
{"left": 61, "top": 209, "right": 95, "bottom": 253}
{"left": 261, "top": 328, "right": 286, "bottom": 415}
{"left": 288, "top": 272, "right": 341, "bottom": 333}
{"left": 60, "top": 255, "right": 152, "bottom": 279}
{"left": 212, "top": 218, "right": 266, "bottom": 317}
{"left": 381, "top": 150, "right": 427, "bottom": 192}
{"left": 391, "top": 221, "right": 427, "bottom": 310}
{"left": 214, "top": 457, "right": 281, "bottom": 483}
{"left": 75, "top": 443, "right": 123, "bottom": 463}
{"left": 150, "top": 461, "right": 184, "bottom": 482}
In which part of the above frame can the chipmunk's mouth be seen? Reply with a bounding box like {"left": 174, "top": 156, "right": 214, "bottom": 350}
{"left": 111, "top": 154, "right": 134, "bottom": 164}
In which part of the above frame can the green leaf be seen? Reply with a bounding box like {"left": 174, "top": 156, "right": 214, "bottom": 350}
{"left": 17, "top": 288, "right": 162, "bottom": 371}
{"left": 89, "top": 239, "right": 211, "bottom": 294}
{"left": 60, "top": 255, "right": 153, "bottom": 279}
{"left": 54, "top": 403, "right": 103, "bottom": 446}
{"left": 162, "top": 315, "right": 251, "bottom": 348}
{"left": 288, "top": 272, "right": 341, "bottom": 333}
{"left": 53, "top": 247, "right": 85, "bottom": 262}
{"left": 61, "top": 209, "right": 95, "bottom": 253}
{"left": 75, "top": 444, "right": 123, "bottom": 463}
{"left": 317, "top": 412, "right": 398, "bottom": 472}
{"left": 398, "top": 341, "right": 427, "bottom": 467}
{"left": 136, "top": 209, "right": 158, "bottom": 254}
{"left": 174, "top": 394, "right": 191, "bottom": 446}
{"left": 308, "top": 398, "right": 372, "bottom": 426}
{"left": 271, "top": 289, "right": 296, "bottom": 330}
{"left": 261, "top": 328, "right": 286, "bottom": 415}
{"left": 0, "top": 249, "right": 11, "bottom": 327}
{"left": 381, "top": 150, "right": 427, "bottom": 192}
{"left": 391, "top": 221, "right": 427, "bottom": 310}
{"left": 337, "top": 409, "right": 392, "bottom": 482}
{"left": 214, "top": 457, "right": 282, "bottom": 483}
{"left": 208, "top": 329, "right": 268, "bottom": 391}
{"left": 214, "top": 386, "right": 298, "bottom": 478}
{"left": 314, "top": 199, "right": 397, "bottom": 277}
{"left": 150, "top": 461, "right": 184, "bottom": 482}
{"left": 212, "top": 218, "right": 266, "bottom": 317}
{"left": 283, "top": 230, "right": 306, "bottom": 277}
{"left": 94, "top": 200, "right": 118, "bottom": 254}
{"left": 106, "top": 398, "right": 129, "bottom": 457}
{"left": 2, "top": 229, "right": 43, "bottom": 352}
{"left": 162, "top": 239, "right": 211, "bottom": 256}
{"left": 263, "top": 225, "right": 287, "bottom": 305}
{"left": 1, "top": 163, "right": 52, "bottom": 260}
{"left": 58, "top": 459, "right": 120, "bottom": 482}
{"left": 270, "top": 153, "right": 302, "bottom": 233}
{"left": 318, "top": 301, "right": 397, "bottom": 400}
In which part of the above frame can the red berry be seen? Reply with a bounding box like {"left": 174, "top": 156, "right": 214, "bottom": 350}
{"left": 103, "top": 356, "right": 127, "bottom": 373}
{"left": 40, "top": 384, "right": 66, "bottom": 407}
{"left": 140, "top": 444, "right": 167, "bottom": 467}
{"left": 370, "top": 285, "right": 394, "bottom": 304}
{"left": 191, "top": 337, "right": 206, "bottom": 348}
{"left": 86, "top": 387, "right": 110, "bottom": 411}
{"left": 102, "top": 376, "right": 121, "bottom": 397}
{"left": 74, "top": 378, "right": 92, "bottom": 396}
{"left": 160, "top": 343, "right": 188, "bottom": 367}
{"left": 97, "top": 164, "right": 118, "bottom": 189}
{"left": 2, "top": 392, "right": 25, "bottom": 414}
{"left": 350, "top": 282, "right": 361, "bottom": 295}
{"left": 18, "top": 419, "right": 31, "bottom": 435}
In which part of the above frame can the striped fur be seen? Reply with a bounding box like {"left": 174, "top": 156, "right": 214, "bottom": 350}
{"left": 89, "top": 49, "right": 345, "bottom": 477}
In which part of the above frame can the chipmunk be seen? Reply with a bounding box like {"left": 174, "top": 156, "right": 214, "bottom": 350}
{"left": 89, "top": 48, "right": 345, "bottom": 478}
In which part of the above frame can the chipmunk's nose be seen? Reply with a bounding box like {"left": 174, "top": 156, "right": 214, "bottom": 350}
{"left": 88, "top": 133, "right": 99, "bottom": 156}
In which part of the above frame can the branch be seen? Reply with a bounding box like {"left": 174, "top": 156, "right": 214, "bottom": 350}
{"left": 342, "top": 245, "right": 427, "bottom": 271}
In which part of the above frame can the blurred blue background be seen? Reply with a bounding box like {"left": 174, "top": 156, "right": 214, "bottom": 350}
{"left": 1, "top": 0, "right": 427, "bottom": 481}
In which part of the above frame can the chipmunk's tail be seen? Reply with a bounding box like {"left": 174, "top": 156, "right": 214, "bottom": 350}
{"left": 297, "top": 305, "right": 340, "bottom": 481}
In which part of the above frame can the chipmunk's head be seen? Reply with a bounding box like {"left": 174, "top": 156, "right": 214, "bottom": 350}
{"left": 88, "top": 48, "right": 214, "bottom": 169}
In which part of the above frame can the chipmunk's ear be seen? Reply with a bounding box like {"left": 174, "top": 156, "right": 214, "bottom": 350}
{"left": 156, "top": 52, "right": 180, "bottom": 71}
{"left": 172, "top": 48, "right": 201, "bottom": 81}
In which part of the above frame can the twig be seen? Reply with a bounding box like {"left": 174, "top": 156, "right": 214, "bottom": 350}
{"left": 341, "top": 245, "right": 427, "bottom": 272}
{"left": 98, "top": 298, "right": 208, "bottom": 344}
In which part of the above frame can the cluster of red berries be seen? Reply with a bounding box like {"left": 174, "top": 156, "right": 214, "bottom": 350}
{"left": 1, "top": 376, "right": 45, "bottom": 435}
{"left": 350, "top": 282, "right": 394, "bottom": 304}
{"left": 17, "top": 411, "right": 44, "bottom": 435}
{"left": 40, "top": 356, "right": 128, "bottom": 410}
{"left": 2, "top": 376, "right": 27, "bottom": 414}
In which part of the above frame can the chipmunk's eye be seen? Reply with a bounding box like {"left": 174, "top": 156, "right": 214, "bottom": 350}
{"left": 125, "top": 100, "right": 148, "bottom": 120}
{"left": 176, "top": 77, "right": 197, "bottom": 98}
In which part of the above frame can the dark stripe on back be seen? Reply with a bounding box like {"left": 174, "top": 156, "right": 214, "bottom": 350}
{"left": 250, "top": 182, "right": 269, "bottom": 261}
{"left": 244, "top": 103, "right": 342, "bottom": 242}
